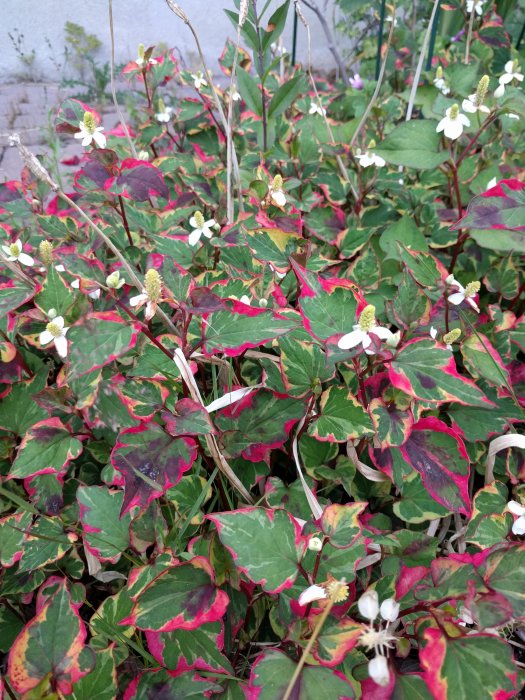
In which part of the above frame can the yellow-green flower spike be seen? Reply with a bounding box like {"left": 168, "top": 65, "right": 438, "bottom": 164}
{"left": 39, "top": 240, "right": 53, "bottom": 266}
{"left": 46, "top": 321, "right": 63, "bottom": 338}
{"left": 464, "top": 281, "right": 481, "bottom": 297}
{"left": 144, "top": 269, "right": 162, "bottom": 302}
{"left": 157, "top": 97, "right": 166, "bottom": 112}
{"left": 449, "top": 104, "right": 459, "bottom": 119}
{"left": 368, "top": 139, "right": 377, "bottom": 149}
{"left": 436, "top": 66, "right": 444, "bottom": 79}
{"left": 273, "top": 174, "right": 283, "bottom": 190}
{"left": 83, "top": 111, "right": 96, "bottom": 134}
{"left": 475, "top": 75, "right": 490, "bottom": 105}
{"left": 443, "top": 328, "right": 461, "bottom": 344}
{"left": 359, "top": 304, "right": 376, "bottom": 332}
{"left": 138, "top": 43, "right": 145, "bottom": 60}
{"left": 194, "top": 211, "right": 205, "bottom": 229}
{"left": 326, "top": 578, "right": 349, "bottom": 603}
{"left": 9, "top": 243, "right": 20, "bottom": 256}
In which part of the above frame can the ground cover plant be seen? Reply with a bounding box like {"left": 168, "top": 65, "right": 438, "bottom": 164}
{"left": 1, "top": 0, "right": 525, "bottom": 697}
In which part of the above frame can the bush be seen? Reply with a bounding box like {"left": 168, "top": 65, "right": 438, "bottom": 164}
{"left": 1, "top": 1, "right": 524, "bottom": 698}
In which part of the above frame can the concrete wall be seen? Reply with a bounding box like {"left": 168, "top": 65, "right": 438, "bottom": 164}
{"left": 1, "top": 0, "right": 345, "bottom": 83}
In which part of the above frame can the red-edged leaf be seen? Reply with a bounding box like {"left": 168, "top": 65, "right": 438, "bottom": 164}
{"left": 111, "top": 423, "right": 197, "bottom": 514}
{"left": 0, "top": 278, "right": 39, "bottom": 319}
{"left": 120, "top": 557, "right": 229, "bottom": 632}
{"left": 145, "top": 621, "right": 232, "bottom": 675}
{"left": 369, "top": 397, "right": 414, "bottom": 447}
{"left": 208, "top": 507, "right": 305, "bottom": 594}
{"left": 123, "top": 669, "right": 221, "bottom": 699}
{"left": 453, "top": 179, "right": 525, "bottom": 232}
{"left": 67, "top": 312, "right": 141, "bottom": 380}
{"left": 291, "top": 261, "right": 365, "bottom": 341}
{"left": 321, "top": 503, "right": 366, "bottom": 548}
{"left": 77, "top": 486, "right": 132, "bottom": 563}
{"left": 370, "top": 417, "right": 471, "bottom": 515}
{"left": 114, "top": 375, "right": 169, "bottom": 421}
{"left": 389, "top": 339, "right": 491, "bottom": 406}
{"left": 9, "top": 418, "right": 83, "bottom": 479}
{"left": 7, "top": 579, "right": 94, "bottom": 695}
{"left": 110, "top": 159, "right": 168, "bottom": 201}
{"left": 162, "top": 398, "right": 215, "bottom": 436}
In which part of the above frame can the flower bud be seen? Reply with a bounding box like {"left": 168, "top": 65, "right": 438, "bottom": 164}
{"left": 368, "top": 655, "right": 390, "bottom": 687}
{"left": 137, "top": 150, "right": 149, "bottom": 161}
{"left": 358, "top": 589, "right": 379, "bottom": 620}
{"left": 47, "top": 308, "right": 57, "bottom": 319}
{"left": 106, "top": 271, "right": 125, "bottom": 289}
{"left": 308, "top": 536, "right": 323, "bottom": 552}
{"left": 443, "top": 328, "right": 461, "bottom": 345}
{"left": 380, "top": 598, "right": 400, "bottom": 622}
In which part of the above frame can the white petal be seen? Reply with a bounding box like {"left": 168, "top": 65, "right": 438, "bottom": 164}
{"left": 189, "top": 216, "right": 197, "bottom": 227}
{"left": 504, "top": 60, "right": 514, "bottom": 73}
{"left": 17, "top": 252, "right": 34, "bottom": 266}
{"left": 81, "top": 135, "right": 92, "bottom": 147}
{"left": 205, "top": 219, "right": 216, "bottom": 228}
{"left": 499, "top": 73, "right": 514, "bottom": 85}
{"left": 145, "top": 301, "right": 156, "bottom": 320}
{"left": 338, "top": 329, "right": 364, "bottom": 350}
{"left": 372, "top": 154, "right": 386, "bottom": 167}
{"left": 371, "top": 326, "right": 393, "bottom": 341}
{"left": 430, "top": 326, "right": 437, "bottom": 339}
{"left": 298, "top": 585, "right": 327, "bottom": 607}
{"left": 448, "top": 292, "right": 465, "bottom": 306}
{"left": 54, "top": 335, "right": 68, "bottom": 358}
{"left": 494, "top": 84, "right": 505, "bottom": 98}
{"left": 466, "top": 297, "right": 480, "bottom": 313}
{"left": 74, "top": 131, "right": 84, "bottom": 140}
{"left": 71, "top": 279, "right": 80, "bottom": 288}
{"left": 458, "top": 113, "right": 471, "bottom": 126}
{"left": 512, "top": 515, "right": 525, "bottom": 535}
{"left": 380, "top": 598, "right": 400, "bottom": 622}
{"left": 515, "top": 73, "right": 524, "bottom": 82}
{"left": 202, "top": 226, "right": 214, "bottom": 239}
{"left": 13, "top": 239, "right": 22, "bottom": 252}
{"left": 188, "top": 229, "right": 202, "bottom": 246}
{"left": 357, "top": 153, "right": 374, "bottom": 168}
{"left": 444, "top": 120, "right": 464, "bottom": 140}
{"left": 507, "top": 500, "right": 525, "bottom": 516}
{"left": 361, "top": 333, "right": 373, "bottom": 350}
{"left": 39, "top": 330, "right": 53, "bottom": 345}
{"left": 368, "top": 656, "right": 390, "bottom": 687}
{"left": 436, "top": 117, "right": 447, "bottom": 133}
{"left": 55, "top": 264, "right": 66, "bottom": 272}
{"left": 1, "top": 245, "right": 11, "bottom": 256}
{"left": 93, "top": 130, "right": 107, "bottom": 148}
{"left": 462, "top": 99, "right": 476, "bottom": 113}
{"left": 358, "top": 590, "right": 379, "bottom": 620}
{"left": 206, "top": 386, "right": 257, "bottom": 413}
{"left": 130, "top": 293, "right": 147, "bottom": 307}
{"left": 271, "top": 190, "right": 286, "bottom": 207}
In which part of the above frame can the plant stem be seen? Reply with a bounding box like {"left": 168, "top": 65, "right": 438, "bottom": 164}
{"left": 252, "top": 0, "right": 268, "bottom": 152}
{"left": 282, "top": 598, "right": 335, "bottom": 700}
{"left": 456, "top": 113, "right": 496, "bottom": 168}
{"left": 118, "top": 195, "right": 133, "bottom": 246}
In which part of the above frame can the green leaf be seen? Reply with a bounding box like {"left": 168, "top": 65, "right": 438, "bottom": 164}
{"left": 0, "top": 510, "right": 32, "bottom": 567}
{"left": 8, "top": 580, "right": 94, "bottom": 695}
{"left": 268, "top": 73, "right": 307, "bottom": 119}
{"left": 481, "top": 545, "right": 525, "bottom": 618}
{"left": 0, "top": 278, "right": 38, "bottom": 319}
{"left": 280, "top": 336, "right": 334, "bottom": 398}
{"left": 0, "top": 370, "right": 48, "bottom": 435}
{"left": 309, "top": 386, "right": 374, "bottom": 442}
{"left": 460, "top": 333, "right": 510, "bottom": 387}
{"left": 18, "top": 517, "right": 72, "bottom": 571}
{"left": 261, "top": 0, "right": 290, "bottom": 53}
{"left": 249, "top": 650, "right": 355, "bottom": 698}
{"left": 394, "top": 472, "right": 449, "bottom": 524}
{"left": 374, "top": 120, "right": 449, "bottom": 169}
{"left": 34, "top": 266, "right": 75, "bottom": 316}
{"left": 70, "top": 647, "right": 116, "bottom": 700}
{"left": 203, "top": 308, "right": 297, "bottom": 356}
{"left": 124, "top": 669, "right": 221, "bottom": 699}
{"left": 10, "top": 418, "right": 83, "bottom": 479}
{"left": 387, "top": 271, "right": 431, "bottom": 330}
{"left": 237, "top": 67, "right": 263, "bottom": 116}
{"left": 77, "top": 486, "right": 132, "bottom": 562}
{"left": 67, "top": 312, "right": 141, "bottom": 380}
{"left": 380, "top": 216, "right": 428, "bottom": 260}
{"left": 209, "top": 507, "right": 304, "bottom": 593}
{"left": 420, "top": 627, "right": 520, "bottom": 699}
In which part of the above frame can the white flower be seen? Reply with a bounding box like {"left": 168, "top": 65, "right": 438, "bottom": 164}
{"left": 130, "top": 269, "right": 163, "bottom": 320}
{"left": 268, "top": 175, "right": 286, "bottom": 207}
{"left": 436, "top": 105, "right": 470, "bottom": 140}
{"left": 338, "top": 305, "right": 393, "bottom": 355}
{"left": 466, "top": 0, "right": 484, "bottom": 15}
{"left": 1, "top": 239, "right": 34, "bottom": 266}
{"left": 507, "top": 501, "right": 525, "bottom": 535}
{"left": 106, "top": 271, "right": 125, "bottom": 289}
{"left": 230, "top": 86, "right": 241, "bottom": 101}
{"left": 385, "top": 14, "right": 398, "bottom": 26}
{"left": 308, "top": 537, "right": 323, "bottom": 552}
{"left": 358, "top": 590, "right": 379, "bottom": 621}
{"left": 495, "top": 60, "right": 524, "bottom": 97}
{"left": 368, "top": 655, "right": 390, "bottom": 687}
{"left": 39, "top": 316, "right": 69, "bottom": 358}
{"left": 309, "top": 102, "right": 326, "bottom": 116}
{"left": 380, "top": 598, "right": 400, "bottom": 623}
{"left": 507, "top": 113, "right": 520, "bottom": 120}
{"left": 271, "top": 42, "right": 287, "bottom": 55}
{"left": 448, "top": 278, "right": 480, "bottom": 312}
{"left": 355, "top": 150, "right": 386, "bottom": 168}
{"left": 298, "top": 584, "right": 327, "bottom": 607}
{"left": 188, "top": 211, "right": 216, "bottom": 246}
{"left": 137, "top": 150, "right": 150, "bottom": 161}
{"left": 433, "top": 77, "right": 450, "bottom": 95}
{"left": 192, "top": 70, "right": 208, "bottom": 90}
{"left": 74, "top": 112, "right": 106, "bottom": 148}
{"left": 462, "top": 94, "right": 490, "bottom": 114}
{"left": 155, "top": 105, "right": 173, "bottom": 123}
